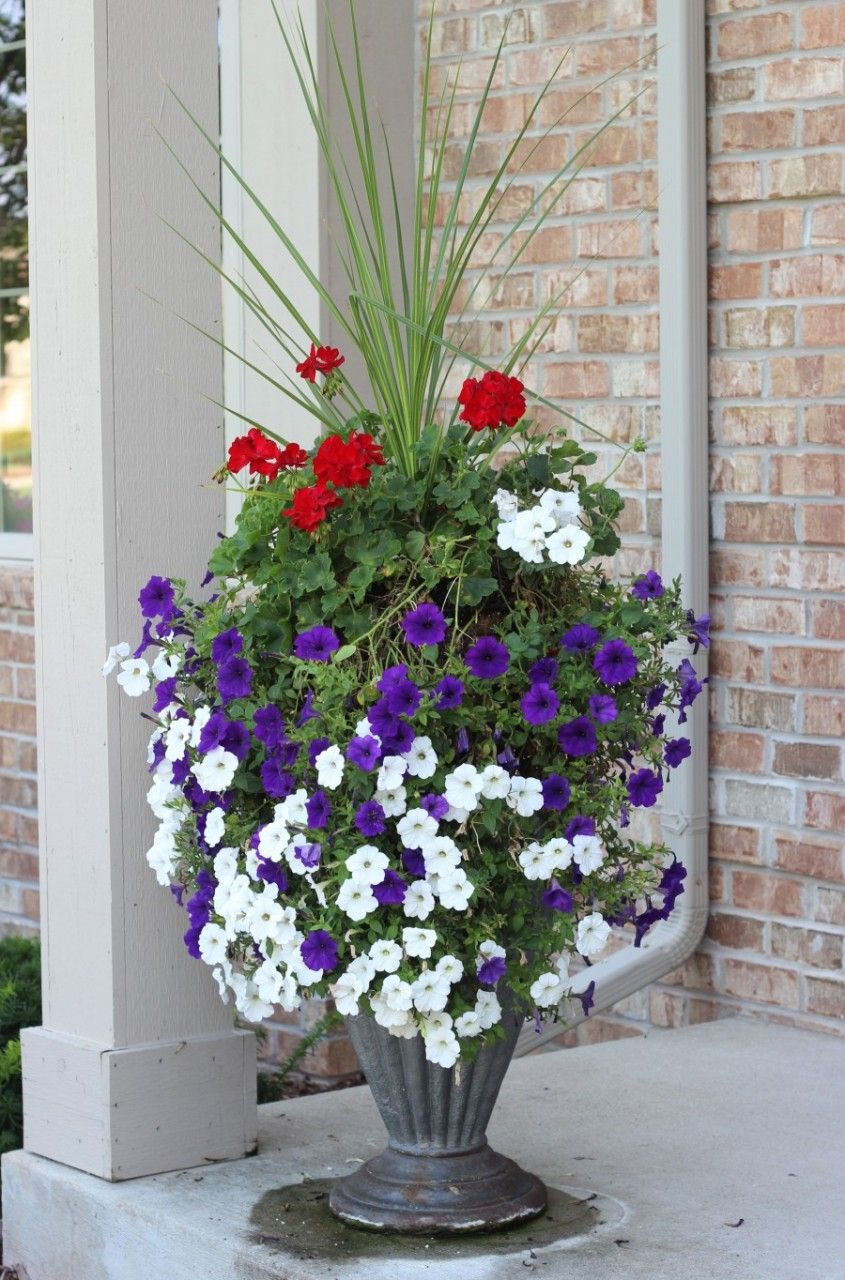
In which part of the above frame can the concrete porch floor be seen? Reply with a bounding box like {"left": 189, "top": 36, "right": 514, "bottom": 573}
{"left": 3, "top": 1018, "right": 843, "bottom": 1280}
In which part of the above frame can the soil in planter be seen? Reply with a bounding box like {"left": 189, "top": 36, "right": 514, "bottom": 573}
{"left": 249, "top": 1177, "right": 603, "bottom": 1262}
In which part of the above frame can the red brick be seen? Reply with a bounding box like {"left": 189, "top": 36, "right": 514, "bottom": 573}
{"left": 771, "top": 355, "right": 845, "bottom": 397}
{"left": 769, "top": 155, "right": 843, "bottom": 199}
{"left": 771, "top": 454, "right": 845, "bottom": 496}
{"left": 774, "top": 836, "right": 844, "bottom": 883}
{"left": 709, "top": 262, "right": 763, "bottom": 300}
{"left": 717, "top": 11, "right": 792, "bottom": 58}
{"left": 707, "top": 911, "right": 766, "bottom": 951}
{"left": 707, "top": 67, "right": 756, "bottom": 105}
{"left": 805, "top": 403, "right": 845, "bottom": 444}
{"left": 812, "top": 601, "right": 845, "bottom": 640}
{"left": 0, "top": 849, "right": 38, "bottom": 882}
{"left": 771, "top": 549, "right": 845, "bottom": 592}
{"left": 612, "top": 265, "right": 659, "bottom": 304}
{"left": 510, "top": 133, "right": 568, "bottom": 175}
{"left": 576, "top": 35, "right": 642, "bottom": 75}
{"left": 772, "top": 646, "right": 845, "bottom": 688}
{"left": 576, "top": 219, "right": 643, "bottom": 259}
{"left": 725, "top": 688, "right": 796, "bottom": 732}
{"left": 544, "top": 0, "right": 609, "bottom": 37}
{"left": 610, "top": 170, "right": 658, "bottom": 210}
{"left": 805, "top": 789, "right": 845, "bottom": 832}
{"left": 815, "top": 887, "right": 845, "bottom": 927}
{"left": 0, "top": 632, "right": 34, "bottom": 663}
{"left": 770, "top": 255, "right": 845, "bottom": 298}
{"left": 764, "top": 57, "right": 844, "bottom": 100}
{"left": 723, "top": 502, "right": 795, "bottom": 543}
{"left": 576, "top": 124, "right": 641, "bottom": 167}
{"left": 711, "top": 729, "right": 765, "bottom": 773}
{"left": 811, "top": 203, "right": 845, "bottom": 246}
{"left": 722, "top": 306, "right": 795, "bottom": 349}
{"left": 720, "top": 406, "right": 796, "bottom": 446}
{"left": 710, "top": 453, "right": 764, "bottom": 494}
{"left": 772, "top": 923, "right": 842, "bottom": 971}
{"left": 577, "top": 313, "right": 658, "bottom": 352}
{"left": 720, "top": 108, "right": 795, "bottom": 152}
{"left": 709, "top": 358, "right": 763, "bottom": 397}
{"left": 710, "top": 638, "right": 765, "bottom": 682}
{"left": 773, "top": 741, "right": 840, "bottom": 781}
{"left": 804, "top": 104, "right": 845, "bottom": 146}
{"left": 687, "top": 997, "right": 741, "bottom": 1026}
{"left": 538, "top": 87, "right": 604, "bottom": 128}
{"left": 732, "top": 870, "right": 806, "bottom": 918}
{"left": 801, "top": 3, "right": 845, "bottom": 48}
{"left": 513, "top": 225, "right": 572, "bottom": 265}
{"left": 710, "top": 823, "right": 763, "bottom": 865}
{"left": 732, "top": 595, "right": 804, "bottom": 635}
{"left": 804, "top": 505, "right": 845, "bottom": 545}
{"left": 647, "top": 989, "right": 686, "bottom": 1029}
{"left": 804, "top": 694, "right": 845, "bottom": 737}
{"left": 722, "top": 959, "right": 799, "bottom": 1008}
{"left": 0, "top": 703, "right": 36, "bottom": 736}
{"left": 806, "top": 977, "right": 845, "bottom": 1019}
{"left": 708, "top": 161, "right": 762, "bottom": 203}
{"left": 726, "top": 209, "right": 803, "bottom": 253}
{"left": 544, "top": 361, "right": 609, "bottom": 398}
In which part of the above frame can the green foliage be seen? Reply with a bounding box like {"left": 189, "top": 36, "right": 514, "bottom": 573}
{"left": 0, "top": 936, "right": 41, "bottom": 1162}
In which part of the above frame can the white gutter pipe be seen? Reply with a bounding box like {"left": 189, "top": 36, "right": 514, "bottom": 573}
{"left": 516, "top": 0, "right": 710, "bottom": 1054}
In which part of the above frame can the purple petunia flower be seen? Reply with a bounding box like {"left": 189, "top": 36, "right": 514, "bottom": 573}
{"left": 541, "top": 879, "right": 574, "bottom": 913}
{"left": 297, "top": 690, "right": 319, "bottom": 725}
{"left": 276, "top": 738, "right": 300, "bottom": 769}
{"left": 254, "top": 705, "right": 285, "bottom": 749}
{"left": 148, "top": 736, "right": 166, "bottom": 773}
{"left": 542, "top": 773, "right": 571, "bottom": 811}
{"left": 420, "top": 793, "right": 449, "bottom": 821}
{"left": 257, "top": 859, "right": 288, "bottom": 893}
{"left": 588, "top": 693, "right": 618, "bottom": 725}
{"left": 368, "top": 698, "right": 400, "bottom": 738}
{"left": 677, "top": 657, "right": 706, "bottom": 724}
{"left": 293, "top": 841, "right": 322, "bottom": 870}
{"left": 652, "top": 713, "right": 666, "bottom": 737}
{"left": 198, "top": 710, "right": 228, "bottom": 754}
{"left": 221, "top": 720, "right": 250, "bottom": 761}
{"left": 576, "top": 980, "right": 596, "bottom": 1016}
{"left": 631, "top": 571, "right": 664, "bottom": 601}
{"left": 465, "top": 635, "right": 510, "bottom": 679}
{"left": 558, "top": 715, "right": 597, "bottom": 757}
{"left": 373, "top": 870, "right": 407, "bottom": 906}
{"left": 402, "top": 847, "right": 427, "bottom": 878}
{"left": 386, "top": 679, "right": 422, "bottom": 718}
{"left": 261, "top": 757, "right": 295, "bottom": 799}
{"left": 355, "top": 800, "right": 387, "bottom": 838}
{"left": 300, "top": 929, "right": 339, "bottom": 973}
{"left": 645, "top": 683, "right": 666, "bottom": 711}
{"left": 306, "top": 790, "right": 330, "bottom": 829}
{"left": 565, "top": 815, "right": 596, "bottom": 842}
{"left": 217, "top": 655, "right": 252, "bottom": 703}
{"left": 477, "top": 954, "right": 507, "bottom": 987}
{"left": 664, "top": 737, "right": 692, "bottom": 768}
{"left": 307, "top": 737, "right": 331, "bottom": 767}
{"left": 686, "top": 610, "right": 710, "bottom": 653}
{"left": 381, "top": 721, "right": 416, "bottom": 755}
{"left": 377, "top": 664, "right": 409, "bottom": 693}
{"left": 211, "top": 627, "right": 243, "bottom": 664}
{"left": 529, "top": 656, "right": 558, "bottom": 685}
{"left": 497, "top": 744, "right": 519, "bottom": 773}
{"left": 433, "top": 675, "right": 464, "bottom": 709}
{"left": 561, "top": 623, "right": 600, "bottom": 652}
{"left": 593, "top": 638, "right": 638, "bottom": 686}
{"left": 134, "top": 619, "right": 155, "bottom": 658}
{"left": 402, "top": 602, "right": 447, "bottom": 647}
{"left": 346, "top": 735, "right": 382, "bottom": 771}
{"left": 627, "top": 767, "right": 663, "bottom": 808}
{"left": 521, "top": 682, "right": 560, "bottom": 726}
{"left": 455, "top": 727, "right": 470, "bottom": 755}
{"left": 152, "top": 678, "right": 178, "bottom": 715}
{"left": 139, "top": 575, "right": 177, "bottom": 621}
{"left": 294, "top": 625, "right": 340, "bottom": 662}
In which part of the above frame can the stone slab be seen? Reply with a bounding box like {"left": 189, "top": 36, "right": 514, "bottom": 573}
{"left": 3, "top": 1019, "right": 844, "bottom": 1280}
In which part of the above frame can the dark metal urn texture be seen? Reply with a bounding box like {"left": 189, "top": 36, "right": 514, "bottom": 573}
{"left": 329, "top": 1007, "right": 548, "bottom": 1234}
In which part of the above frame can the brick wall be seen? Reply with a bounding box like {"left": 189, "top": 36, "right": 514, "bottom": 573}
{"left": 2, "top": 1, "right": 841, "bottom": 1079}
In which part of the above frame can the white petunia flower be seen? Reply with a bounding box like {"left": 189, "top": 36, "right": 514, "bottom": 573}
{"left": 403, "top": 735, "right": 438, "bottom": 779}
{"left": 492, "top": 488, "right": 519, "bottom": 522}
{"left": 346, "top": 953, "right": 377, "bottom": 990}
{"left": 402, "top": 926, "right": 437, "bottom": 959}
{"left": 544, "top": 836, "right": 574, "bottom": 871}
{"left": 436, "top": 954, "right": 464, "bottom": 985}
{"left": 276, "top": 789, "right": 308, "bottom": 828}
{"left": 555, "top": 953, "right": 571, "bottom": 981}
{"left": 236, "top": 981, "right": 274, "bottom": 1023}
{"left": 573, "top": 834, "right": 605, "bottom": 875}
{"left": 479, "top": 940, "right": 506, "bottom": 962}
{"left": 192, "top": 746, "right": 239, "bottom": 793}
{"left": 146, "top": 827, "right": 177, "bottom": 886}
{"left": 204, "top": 806, "right": 226, "bottom": 849}
{"left": 455, "top": 1010, "right": 483, "bottom": 1038}
{"left": 355, "top": 717, "right": 379, "bottom": 741}
{"left": 213, "top": 847, "right": 239, "bottom": 885}
{"left": 211, "top": 965, "right": 231, "bottom": 1004}
{"left": 437, "top": 867, "right": 474, "bottom": 911}
{"left": 411, "top": 970, "right": 450, "bottom": 1014}
{"left": 444, "top": 802, "right": 471, "bottom": 824}
{"left": 479, "top": 764, "right": 511, "bottom": 800}
{"left": 530, "top": 971, "right": 567, "bottom": 1008}
{"left": 397, "top": 808, "right": 439, "bottom": 851}
{"left": 507, "top": 775, "right": 544, "bottom": 817}
{"left": 257, "top": 821, "right": 290, "bottom": 863}
{"left": 546, "top": 522, "right": 590, "bottom": 566}
{"left": 475, "top": 990, "right": 502, "bottom": 1030}
{"left": 337, "top": 878, "right": 378, "bottom": 922}
{"left": 146, "top": 771, "right": 180, "bottom": 820}
{"left": 388, "top": 1018, "right": 419, "bottom": 1040}
{"left": 511, "top": 506, "right": 555, "bottom": 563}
{"left": 152, "top": 649, "right": 181, "bottom": 681}
{"left": 254, "top": 958, "right": 286, "bottom": 1005}
{"left": 330, "top": 972, "right": 362, "bottom": 1017}
{"left": 245, "top": 886, "right": 287, "bottom": 944}
{"left": 116, "top": 658, "right": 151, "bottom": 697}
{"left": 537, "top": 487, "right": 582, "bottom": 526}
{"left": 315, "top": 744, "right": 345, "bottom": 791}
{"left": 443, "top": 764, "right": 483, "bottom": 813}
{"left": 375, "top": 785, "right": 407, "bottom": 817}
{"left": 370, "top": 992, "right": 413, "bottom": 1031}
{"left": 422, "top": 835, "right": 461, "bottom": 877}
{"left": 198, "top": 922, "right": 228, "bottom": 966}
{"left": 164, "top": 717, "right": 191, "bottom": 762}
{"left": 576, "top": 911, "right": 612, "bottom": 958}
{"left": 189, "top": 705, "right": 212, "bottom": 749}
{"left": 496, "top": 520, "right": 519, "bottom": 552}
{"left": 403, "top": 880, "right": 435, "bottom": 920}
{"left": 377, "top": 755, "right": 408, "bottom": 791}
{"left": 346, "top": 844, "right": 389, "bottom": 885}
{"left": 102, "top": 642, "right": 130, "bottom": 677}
{"left": 422, "top": 1019, "right": 460, "bottom": 1068}
{"left": 369, "top": 940, "right": 402, "bottom": 973}
{"left": 381, "top": 974, "right": 414, "bottom": 1013}
{"left": 146, "top": 727, "right": 163, "bottom": 767}
{"left": 518, "top": 841, "right": 557, "bottom": 881}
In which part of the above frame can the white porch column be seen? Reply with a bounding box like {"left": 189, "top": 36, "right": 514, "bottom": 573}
{"left": 21, "top": 1, "right": 256, "bottom": 1180}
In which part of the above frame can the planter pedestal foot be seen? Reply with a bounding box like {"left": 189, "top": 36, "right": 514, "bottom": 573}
{"left": 329, "top": 1142, "right": 547, "bottom": 1235}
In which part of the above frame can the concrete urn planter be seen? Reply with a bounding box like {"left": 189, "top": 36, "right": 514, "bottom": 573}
{"left": 328, "top": 1007, "right": 547, "bottom": 1235}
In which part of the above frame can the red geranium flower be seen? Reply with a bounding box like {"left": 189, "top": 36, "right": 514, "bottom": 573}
{"left": 296, "top": 343, "right": 346, "bottom": 382}
{"left": 282, "top": 481, "right": 343, "bottom": 533}
{"left": 313, "top": 430, "right": 385, "bottom": 489}
{"left": 227, "top": 429, "right": 309, "bottom": 481}
{"left": 457, "top": 370, "right": 526, "bottom": 431}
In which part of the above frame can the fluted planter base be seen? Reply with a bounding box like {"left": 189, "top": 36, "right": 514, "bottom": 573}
{"left": 329, "top": 1142, "right": 547, "bottom": 1234}
{"left": 329, "top": 1006, "right": 548, "bottom": 1235}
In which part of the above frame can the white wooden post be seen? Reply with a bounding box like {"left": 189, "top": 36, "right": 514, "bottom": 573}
{"left": 21, "top": 0, "right": 257, "bottom": 1180}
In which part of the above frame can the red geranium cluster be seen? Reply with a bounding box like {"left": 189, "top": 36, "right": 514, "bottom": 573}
{"left": 282, "top": 431, "right": 385, "bottom": 534}
{"left": 296, "top": 344, "right": 345, "bottom": 383}
{"left": 313, "top": 430, "right": 385, "bottom": 489}
{"left": 227, "top": 428, "right": 308, "bottom": 480}
{"left": 457, "top": 370, "right": 526, "bottom": 432}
